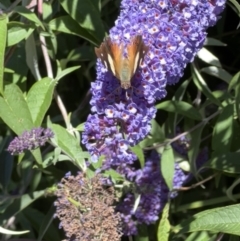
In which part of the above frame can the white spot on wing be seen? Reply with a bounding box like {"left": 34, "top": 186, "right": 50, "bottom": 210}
{"left": 103, "top": 61, "right": 108, "bottom": 69}
{"left": 133, "top": 52, "right": 140, "bottom": 73}
{"left": 107, "top": 54, "right": 116, "bottom": 75}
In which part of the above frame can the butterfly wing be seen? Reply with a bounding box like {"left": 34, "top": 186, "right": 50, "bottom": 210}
{"left": 95, "top": 37, "right": 123, "bottom": 80}
{"left": 127, "top": 35, "right": 149, "bottom": 78}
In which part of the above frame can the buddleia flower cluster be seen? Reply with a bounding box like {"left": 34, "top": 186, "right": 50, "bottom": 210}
{"left": 82, "top": 0, "right": 226, "bottom": 236}
{"left": 54, "top": 172, "right": 122, "bottom": 241}
{"left": 7, "top": 127, "right": 54, "bottom": 155}
{"left": 83, "top": 0, "right": 226, "bottom": 172}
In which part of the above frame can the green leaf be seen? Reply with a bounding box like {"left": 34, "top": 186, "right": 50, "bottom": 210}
{"left": 0, "top": 226, "right": 29, "bottom": 235}
{"left": 185, "top": 231, "right": 217, "bottom": 241}
{"left": 56, "top": 66, "right": 81, "bottom": 81}
{"left": 0, "top": 137, "right": 13, "bottom": 190}
{"left": 0, "top": 84, "right": 43, "bottom": 164}
{"left": 49, "top": 16, "right": 99, "bottom": 45}
{"left": 13, "top": 6, "right": 45, "bottom": 29}
{"left": 228, "top": 71, "right": 240, "bottom": 92}
{"left": 50, "top": 123, "right": 87, "bottom": 171}
{"left": 188, "top": 123, "right": 205, "bottom": 174}
{"left": 201, "top": 66, "right": 232, "bottom": 84}
{"left": 204, "top": 37, "right": 226, "bottom": 46}
{"left": 151, "top": 119, "right": 165, "bottom": 142}
{"left": 203, "top": 152, "right": 240, "bottom": 174}
{"left": 66, "top": 45, "right": 96, "bottom": 62}
{"left": 130, "top": 145, "right": 145, "bottom": 168}
{"left": 7, "top": 21, "right": 35, "bottom": 47}
{"left": 59, "top": 0, "right": 105, "bottom": 42}
{"left": 197, "top": 48, "right": 222, "bottom": 67}
{"left": 226, "top": 177, "right": 240, "bottom": 202}
{"left": 177, "top": 204, "right": 240, "bottom": 236}
{"left": 157, "top": 202, "right": 170, "bottom": 241}
{"left": 23, "top": 207, "right": 60, "bottom": 241}
{"left": 140, "top": 119, "right": 165, "bottom": 148}
{"left": 174, "top": 79, "right": 191, "bottom": 101}
{"left": 191, "top": 64, "right": 222, "bottom": 107}
{"left": 156, "top": 100, "right": 202, "bottom": 121}
{"left": 135, "top": 225, "right": 149, "bottom": 241}
{"left": 27, "top": 77, "right": 56, "bottom": 126}
{"left": 25, "top": 33, "right": 41, "bottom": 80}
{"left": 0, "top": 190, "right": 45, "bottom": 222}
{"left": 229, "top": 0, "right": 240, "bottom": 17}
{"left": 76, "top": 122, "right": 85, "bottom": 132}
{"left": 161, "top": 145, "right": 174, "bottom": 191}
{"left": 0, "top": 14, "right": 7, "bottom": 94}
{"left": 0, "top": 84, "right": 34, "bottom": 134}
{"left": 234, "top": 74, "right": 240, "bottom": 122}
{"left": 38, "top": 205, "right": 60, "bottom": 241}
{"left": 103, "top": 169, "right": 125, "bottom": 182}
{"left": 212, "top": 104, "right": 233, "bottom": 154}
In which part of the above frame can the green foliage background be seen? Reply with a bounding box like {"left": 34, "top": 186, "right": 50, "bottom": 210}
{"left": 1, "top": 0, "right": 240, "bottom": 240}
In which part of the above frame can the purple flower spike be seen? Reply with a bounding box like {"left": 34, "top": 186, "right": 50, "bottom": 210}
{"left": 7, "top": 127, "right": 54, "bottom": 155}
{"left": 83, "top": 0, "right": 226, "bottom": 172}
{"left": 82, "top": 0, "right": 226, "bottom": 234}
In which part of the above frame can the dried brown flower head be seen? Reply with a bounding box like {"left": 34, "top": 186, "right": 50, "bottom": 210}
{"left": 54, "top": 172, "right": 122, "bottom": 241}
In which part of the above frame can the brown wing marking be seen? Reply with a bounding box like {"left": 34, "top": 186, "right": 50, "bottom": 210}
{"left": 127, "top": 35, "right": 149, "bottom": 78}
{"left": 95, "top": 37, "right": 123, "bottom": 79}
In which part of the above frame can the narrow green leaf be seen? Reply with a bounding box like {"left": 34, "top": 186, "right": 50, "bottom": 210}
{"left": 161, "top": 145, "right": 175, "bottom": 191}
{"left": 0, "top": 226, "right": 29, "bottom": 235}
{"left": 0, "top": 190, "right": 45, "bottom": 222}
{"left": 174, "top": 79, "right": 191, "bottom": 101}
{"left": 56, "top": 66, "right": 81, "bottom": 81}
{"left": 234, "top": 76, "right": 240, "bottom": 122}
{"left": 130, "top": 145, "right": 145, "bottom": 168}
{"left": 103, "top": 169, "right": 125, "bottom": 183}
{"left": 66, "top": 46, "right": 96, "bottom": 62}
{"left": 157, "top": 202, "right": 170, "bottom": 241}
{"left": 7, "top": 21, "right": 35, "bottom": 47}
{"left": 27, "top": 77, "right": 56, "bottom": 126}
{"left": 25, "top": 33, "right": 41, "bottom": 80}
{"left": 0, "top": 84, "right": 34, "bottom": 134}
{"left": 201, "top": 66, "right": 232, "bottom": 83}
{"left": 23, "top": 207, "right": 61, "bottom": 241}
{"left": 228, "top": 71, "right": 240, "bottom": 92}
{"left": 14, "top": 6, "right": 45, "bottom": 29}
{"left": 197, "top": 48, "right": 222, "bottom": 67}
{"left": 0, "top": 137, "right": 13, "bottom": 190}
{"left": 0, "top": 14, "right": 7, "bottom": 94}
{"left": 38, "top": 205, "right": 60, "bottom": 241}
{"left": 76, "top": 122, "right": 85, "bottom": 132}
{"left": 49, "top": 16, "right": 99, "bottom": 45}
{"left": 191, "top": 64, "right": 222, "bottom": 107}
{"left": 156, "top": 100, "right": 202, "bottom": 121}
{"left": 229, "top": 0, "right": 240, "bottom": 17}
{"left": 50, "top": 124, "right": 87, "bottom": 170}
{"left": 212, "top": 104, "right": 233, "bottom": 153}
{"left": 188, "top": 123, "right": 205, "bottom": 174}
{"left": 203, "top": 152, "right": 240, "bottom": 174}
{"left": 204, "top": 37, "right": 226, "bottom": 46}
{"left": 140, "top": 119, "right": 165, "bottom": 148}
{"left": 177, "top": 204, "right": 240, "bottom": 236}
{"left": 135, "top": 225, "right": 149, "bottom": 241}
{"left": 226, "top": 177, "right": 240, "bottom": 202}
{"left": 59, "top": 0, "right": 105, "bottom": 42}
{"left": 185, "top": 231, "right": 217, "bottom": 241}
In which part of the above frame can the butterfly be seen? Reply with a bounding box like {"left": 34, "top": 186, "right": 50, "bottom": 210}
{"left": 95, "top": 35, "right": 149, "bottom": 89}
